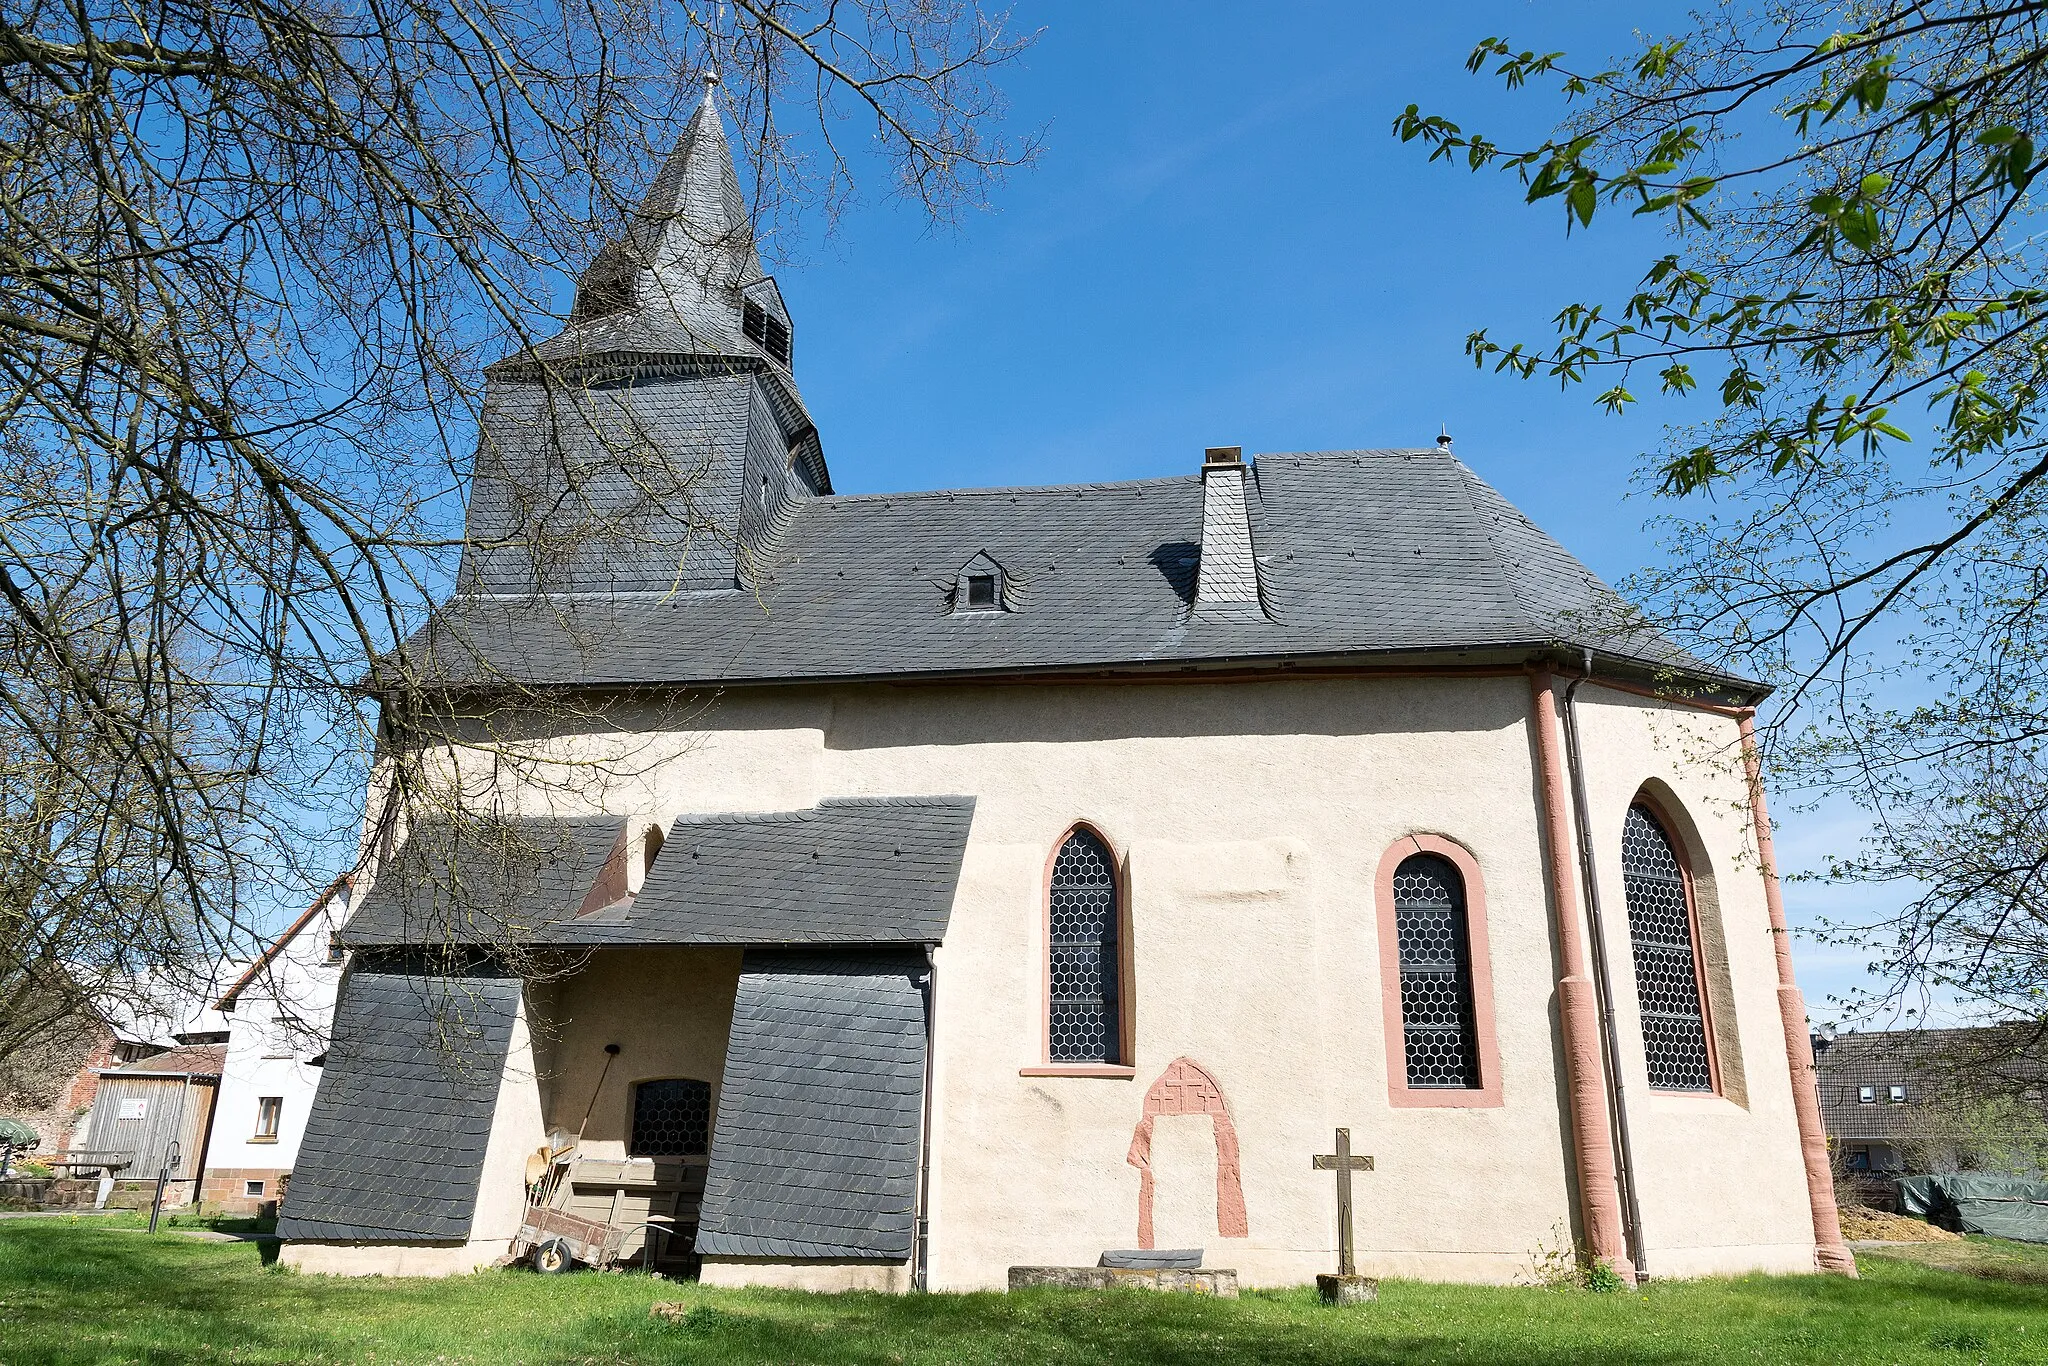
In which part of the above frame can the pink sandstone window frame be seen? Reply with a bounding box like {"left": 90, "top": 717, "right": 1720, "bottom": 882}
{"left": 1374, "top": 833, "right": 1503, "bottom": 1108}
{"left": 1020, "top": 821, "right": 1137, "bottom": 1079}
{"left": 1626, "top": 791, "right": 1725, "bottom": 1098}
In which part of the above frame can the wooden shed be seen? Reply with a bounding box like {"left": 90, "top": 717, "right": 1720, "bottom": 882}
{"left": 80, "top": 1043, "right": 224, "bottom": 1204}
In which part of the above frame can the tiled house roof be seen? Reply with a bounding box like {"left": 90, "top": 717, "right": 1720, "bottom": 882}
{"left": 102, "top": 1043, "right": 226, "bottom": 1078}
{"left": 1817, "top": 1026, "right": 2048, "bottom": 1143}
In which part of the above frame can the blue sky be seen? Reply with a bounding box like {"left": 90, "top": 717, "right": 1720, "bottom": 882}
{"left": 769, "top": 2, "right": 1890, "bottom": 1016}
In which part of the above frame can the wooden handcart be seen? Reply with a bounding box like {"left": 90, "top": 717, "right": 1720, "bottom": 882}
{"left": 512, "top": 1149, "right": 705, "bottom": 1275}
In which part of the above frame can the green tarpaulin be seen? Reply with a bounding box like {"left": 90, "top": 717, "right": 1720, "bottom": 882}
{"left": 1897, "top": 1172, "right": 2048, "bottom": 1243}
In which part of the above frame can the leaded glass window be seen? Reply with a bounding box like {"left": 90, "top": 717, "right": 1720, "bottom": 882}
{"left": 1392, "top": 854, "right": 1481, "bottom": 1088}
{"left": 630, "top": 1078, "right": 711, "bottom": 1156}
{"left": 1048, "top": 828, "right": 1120, "bottom": 1064}
{"left": 1621, "top": 804, "right": 1713, "bottom": 1091}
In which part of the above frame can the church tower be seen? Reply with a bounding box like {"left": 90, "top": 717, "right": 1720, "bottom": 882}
{"left": 458, "top": 76, "right": 830, "bottom": 597}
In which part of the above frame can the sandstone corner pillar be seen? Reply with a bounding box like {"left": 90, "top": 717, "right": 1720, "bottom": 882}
{"left": 1737, "top": 711, "right": 1857, "bottom": 1277}
{"left": 1526, "top": 667, "right": 1634, "bottom": 1283}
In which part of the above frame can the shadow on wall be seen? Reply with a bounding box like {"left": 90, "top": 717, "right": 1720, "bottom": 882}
{"left": 823, "top": 675, "right": 1529, "bottom": 751}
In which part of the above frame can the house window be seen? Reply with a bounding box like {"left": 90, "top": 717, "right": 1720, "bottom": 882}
{"left": 327, "top": 936, "right": 345, "bottom": 964}
{"left": 1845, "top": 1148, "right": 1872, "bottom": 1172}
{"left": 244, "top": 1179, "right": 266, "bottom": 1198}
{"left": 1859, "top": 1085, "right": 1876, "bottom": 1105}
{"left": 965, "top": 574, "right": 997, "bottom": 609}
{"left": 1889, "top": 1084, "right": 1907, "bottom": 1103}
{"left": 1620, "top": 803, "right": 1714, "bottom": 1091}
{"left": 1391, "top": 853, "right": 1481, "bottom": 1088}
{"left": 255, "top": 1096, "right": 282, "bottom": 1139}
{"left": 630, "top": 1079, "right": 711, "bottom": 1157}
{"left": 1048, "top": 828, "right": 1121, "bottom": 1065}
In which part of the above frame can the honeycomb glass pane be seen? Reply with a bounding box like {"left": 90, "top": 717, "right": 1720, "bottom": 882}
{"left": 1392, "top": 854, "right": 1480, "bottom": 1088}
{"left": 1621, "top": 805, "right": 1713, "bottom": 1091}
{"left": 630, "top": 1078, "right": 712, "bottom": 1156}
{"left": 1049, "top": 829, "right": 1119, "bottom": 1064}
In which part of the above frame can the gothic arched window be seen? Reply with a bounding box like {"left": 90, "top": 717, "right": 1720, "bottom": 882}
{"left": 1048, "top": 828, "right": 1121, "bottom": 1065}
{"left": 630, "top": 1078, "right": 711, "bottom": 1156}
{"left": 1392, "top": 853, "right": 1481, "bottom": 1088}
{"left": 1621, "top": 803, "right": 1715, "bottom": 1091}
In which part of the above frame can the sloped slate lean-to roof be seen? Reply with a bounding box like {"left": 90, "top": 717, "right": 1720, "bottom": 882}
{"left": 579, "top": 797, "right": 973, "bottom": 945}
{"left": 278, "top": 967, "right": 521, "bottom": 1242}
{"left": 415, "top": 449, "right": 1746, "bottom": 693}
{"left": 696, "top": 950, "right": 929, "bottom": 1260}
{"left": 341, "top": 799, "right": 974, "bottom": 948}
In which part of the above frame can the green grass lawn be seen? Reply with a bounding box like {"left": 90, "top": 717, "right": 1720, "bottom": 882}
{"left": 3, "top": 1218, "right": 2046, "bottom": 1365}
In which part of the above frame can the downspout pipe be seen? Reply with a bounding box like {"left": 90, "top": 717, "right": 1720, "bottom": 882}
{"left": 1737, "top": 712, "right": 1859, "bottom": 1276}
{"left": 1526, "top": 665, "right": 1635, "bottom": 1283}
{"left": 1559, "top": 650, "right": 1650, "bottom": 1278}
{"left": 912, "top": 944, "right": 938, "bottom": 1291}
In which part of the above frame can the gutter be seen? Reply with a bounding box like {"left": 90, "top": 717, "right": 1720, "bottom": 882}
{"left": 1559, "top": 650, "right": 1649, "bottom": 1277}
{"left": 912, "top": 944, "right": 938, "bottom": 1291}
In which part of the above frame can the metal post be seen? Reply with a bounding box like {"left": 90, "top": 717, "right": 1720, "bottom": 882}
{"left": 148, "top": 1141, "right": 180, "bottom": 1234}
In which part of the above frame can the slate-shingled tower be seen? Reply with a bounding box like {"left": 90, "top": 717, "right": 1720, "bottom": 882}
{"left": 462, "top": 78, "right": 826, "bottom": 598}
{"left": 279, "top": 82, "right": 1854, "bottom": 1290}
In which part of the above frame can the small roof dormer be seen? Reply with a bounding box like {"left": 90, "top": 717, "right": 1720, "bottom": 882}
{"left": 950, "top": 552, "right": 1009, "bottom": 615}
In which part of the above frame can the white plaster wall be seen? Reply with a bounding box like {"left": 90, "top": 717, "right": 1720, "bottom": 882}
{"left": 209, "top": 892, "right": 346, "bottom": 1179}
{"left": 1570, "top": 685, "right": 1818, "bottom": 1277}
{"left": 316, "top": 672, "right": 1823, "bottom": 1289}
{"left": 527, "top": 947, "right": 743, "bottom": 1152}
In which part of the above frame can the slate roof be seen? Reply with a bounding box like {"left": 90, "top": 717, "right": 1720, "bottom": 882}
{"left": 278, "top": 966, "right": 521, "bottom": 1242}
{"left": 574, "top": 797, "right": 973, "bottom": 946}
{"left": 696, "top": 950, "right": 927, "bottom": 1260}
{"left": 411, "top": 449, "right": 1746, "bottom": 693}
{"left": 341, "top": 800, "right": 973, "bottom": 949}
{"left": 1818, "top": 1026, "right": 2048, "bottom": 1143}
{"left": 340, "top": 816, "right": 626, "bottom": 948}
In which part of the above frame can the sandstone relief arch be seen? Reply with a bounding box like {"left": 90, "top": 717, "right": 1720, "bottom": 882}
{"left": 1125, "top": 1056, "right": 1248, "bottom": 1249}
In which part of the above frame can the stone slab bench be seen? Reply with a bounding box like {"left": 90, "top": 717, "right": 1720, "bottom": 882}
{"left": 1007, "top": 1265, "right": 1239, "bottom": 1298}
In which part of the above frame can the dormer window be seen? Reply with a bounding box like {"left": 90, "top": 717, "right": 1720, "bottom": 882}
{"left": 742, "top": 299, "right": 791, "bottom": 365}
{"left": 952, "top": 553, "right": 1007, "bottom": 614}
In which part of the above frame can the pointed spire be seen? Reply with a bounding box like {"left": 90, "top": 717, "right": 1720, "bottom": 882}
{"left": 564, "top": 70, "right": 770, "bottom": 353}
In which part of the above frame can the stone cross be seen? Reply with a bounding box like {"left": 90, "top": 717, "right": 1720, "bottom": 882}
{"left": 1311, "top": 1127, "right": 1374, "bottom": 1276}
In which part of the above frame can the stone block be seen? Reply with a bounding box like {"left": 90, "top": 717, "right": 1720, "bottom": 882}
{"left": 1008, "top": 1265, "right": 1238, "bottom": 1298}
{"left": 1316, "top": 1273, "right": 1379, "bottom": 1306}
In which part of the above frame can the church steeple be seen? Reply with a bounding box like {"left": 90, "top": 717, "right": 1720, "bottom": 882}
{"left": 560, "top": 73, "right": 793, "bottom": 372}
{"left": 462, "top": 74, "right": 828, "bottom": 599}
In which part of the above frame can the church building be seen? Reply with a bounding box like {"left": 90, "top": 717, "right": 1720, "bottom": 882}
{"left": 276, "top": 83, "right": 1854, "bottom": 1289}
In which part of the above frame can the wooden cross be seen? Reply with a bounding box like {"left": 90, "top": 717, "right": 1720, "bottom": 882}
{"left": 1312, "top": 1127, "right": 1375, "bottom": 1276}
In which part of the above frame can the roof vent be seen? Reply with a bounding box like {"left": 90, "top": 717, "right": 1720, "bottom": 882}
{"left": 1195, "top": 447, "right": 1264, "bottom": 621}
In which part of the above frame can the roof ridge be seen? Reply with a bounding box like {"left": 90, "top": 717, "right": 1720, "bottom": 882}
{"left": 809, "top": 473, "right": 1199, "bottom": 506}
{"left": 1444, "top": 457, "right": 1551, "bottom": 641}
{"left": 816, "top": 795, "right": 976, "bottom": 809}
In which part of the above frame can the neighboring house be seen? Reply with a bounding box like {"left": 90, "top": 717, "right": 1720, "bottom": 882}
{"left": 198, "top": 880, "right": 351, "bottom": 1214}
{"left": 275, "top": 83, "right": 1852, "bottom": 1288}
{"left": 1817, "top": 1026, "right": 2048, "bottom": 1174}
{"left": 0, "top": 971, "right": 235, "bottom": 1164}
{"left": 76, "top": 1043, "right": 226, "bottom": 1204}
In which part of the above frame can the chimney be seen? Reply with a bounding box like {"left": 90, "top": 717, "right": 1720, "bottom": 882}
{"left": 1195, "top": 447, "right": 1263, "bottom": 620}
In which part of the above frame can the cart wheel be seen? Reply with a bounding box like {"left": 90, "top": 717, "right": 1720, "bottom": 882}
{"left": 532, "top": 1239, "right": 574, "bottom": 1275}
